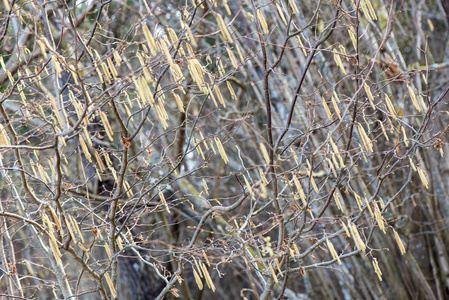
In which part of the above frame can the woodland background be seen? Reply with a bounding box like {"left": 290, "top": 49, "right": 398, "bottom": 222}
{"left": 1, "top": 0, "right": 449, "bottom": 299}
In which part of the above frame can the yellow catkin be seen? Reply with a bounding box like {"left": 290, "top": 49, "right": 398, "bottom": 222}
{"left": 168, "top": 28, "right": 178, "bottom": 44}
{"left": 289, "top": 248, "right": 296, "bottom": 259}
{"left": 24, "top": 260, "right": 34, "bottom": 275}
{"left": 334, "top": 192, "right": 343, "bottom": 212}
{"left": 418, "top": 94, "right": 427, "bottom": 111}
{"left": 276, "top": 3, "right": 287, "bottom": 25}
{"left": 372, "top": 257, "right": 382, "bottom": 281}
{"left": 94, "top": 62, "right": 104, "bottom": 83}
{"left": 70, "top": 215, "right": 84, "bottom": 243}
{"left": 365, "top": 0, "right": 377, "bottom": 20}
{"left": 155, "top": 105, "right": 167, "bottom": 129}
{"left": 417, "top": 166, "right": 429, "bottom": 189}
{"left": 378, "top": 197, "right": 385, "bottom": 209}
{"left": 269, "top": 264, "right": 278, "bottom": 283}
{"left": 19, "top": 89, "right": 26, "bottom": 103}
{"left": 95, "top": 56, "right": 111, "bottom": 84}
{"left": 195, "top": 138, "right": 205, "bottom": 160}
{"left": 193, "top": 269, "right": 203, "bottom": 290}
{"left": 113, "top": 50, "right": 122, "bottom": 66}
{"left": 322, "top": 98, "right": 332, "bottom": 120}
{"left": 104, "top": 151, "right": 112, "bottom": 167}
{"left": 79, "top": 135, "right": 92, "bottom": 162}
{"left": 37, "top": 163, "right": 50, "bottom": 184}
{"left": 294, "top": 42, "right": 307, "bottom": 57}
{"left": 235, "top": 44, "right": 245, "bottom": 64}
{"left": 199, "top": 131, "right": 209, "bottom": 150}
{"left": 333, "top": 49, "right": 346, "bottom": 75}
{"left": 42, "top": 214, "right": 63, "bottom": 265}
{"left": 227, "top": 48, "right": 238, "bottom": 68}
{"left": 361, "top": 142, "right": 370, "bottom": 163}
{"left": 171, "top": 63, "right": 185, "bottom": 83}
{"left": 94, "top": 150, "right": 105, "bottom": 172}
{"left": 392, "top": 228, "right": 406, "bottom": 255}
{"left": 293, "top": 243, "right": 300, "bottom": 255}
{"left": 329, "top": 137, "right": 345, "bottom": 168}
{"left": 7, "top": 71, "right": 14, "bottom": 84}
{"left": 326, "top": 158, "right": 337, "bottom": 177}
{"left": 49, "top": 97, "right": 63, "bottom": 129}
{"left": 259, "top": 168, "right": 269, "bottom": 186}
{"left": 201, "top": 263, "right": 216, "bottom": 292}
{"left": 243, "top": 174, "right": 255, "bottom": 200}
{"left": 202, "top": 178, "right": 209, "bottom": 195}
{"left": 227, "top": 81, "right": 237, "bottom": 100}
{"left": 193, "top": 257, "right": 203, "bottom": 278}
{"left": 99, "top": 111, "right": 114, "bottom": 141}
{"left": 378, "top": 120, "right": 389, "bottom": 141}
{"left": 140, "top": 77, "right": 155, "bottom": 105}
{"left": 0, "top": 56, "right": 6, "bottom": 71}
{"left": 333, "top": 90, "right": 340, "bottom": 103}
{"left": 342, "top": 221, "right": 351, "bottom": 237}
{"left": 143, "top": 0, "right": 152, "bottom": 15}
{"left": 274, "top": 258, "right": 283, "bottom": 277}
{"left": 107, "top": 57, "right": 118, "bottom": 78}
{"left": 3, "top": 0, "right": 10, "bottom": 11}
{"left": 116, "top": 236, "right": 124, "bottom": 250}
{"left": 339, "top": 44, "right": 348, "bottom": 60}
{"left": 217, "top": 58, "right": 225, "bottom": 77}
{"left": 0, "top": 124, "right": 11, "bottom": 146}
{"left": 354, "top": 193, "right": 363, "bottom": 210}
{"left": 360, "top": 0, "right": 372, "bottom": 22}
{"left": 364, "top": 197, "right": 374, "bottom": 218}
{"left": 384, "top": 94, "right": 397, "bottom": 119}
{"left": 291, "top": 149, "right": 299, "bottom": 164}
{"left": 247, "top": 12, "right": 255, "bottom": 22}
{"left": 48, "top": 206, "right": 63, "bottom": 233}
{"left": 85, "top": 90, "right": 92, "bottom": 105}
{"left": 142, "top": 23, "right": 157, "bottom": 56}
{"left": 214, "top": 86, "right": 225, "bottom": 107}
{"left": 185, "top": 24, "right": 197, "bottom": 48}
{"left": 64, "top": 215, "right": 77, "bottom": 243}
{"left": 401, "top": 126, "right": 409, "bottom": 147}
{"left": 216, "top": 14, "right": 233, "bottom": 42}
{"left": 158, "top": 99, "right": 169, "bottom": 120}
{"left": 69, "top": 64, "right": 79, "bottom": 85}
{"left": 364, "top": 83, "right": 375, "bottom": 109}
{"left": 258, "top": 180, "right": 267, "bottom": 197}
{"left": 136, "top": 51, "right": 145, "bottom": 67}
{"left": 289, "top": 0, "right": 300, "bottom": 14}
{"left": 310, "top": 176, "right": 319, "bottom": 193}
{"left": 215, "top": 137, "right": 229, "bottom": 164}
{"left": 257, "top": 10, "right": 269, "bottom": 34}
{"left": 52, "top": 56, "right": 62, "bottom": 78}
{"left": 293, "top": 175, "right": 307, "bottom": 206}
{"left": 358, "top": 124, "right": 373, "bottom": 152}
{"left": 173, "top": 93, "right": 185, "bottom": 112}
{"left": 374, "top": 202, "right": 386, "bottom": 234}
{"left": 260, "top": 143, "right": 270, "bottom": 165}
{"left": 350, "top": 223, "right": 366, "bottom": 252}
{"left": 104, "top": 272, "right": 117, "bottom": 298}
{"left": 208, "top": 85, "right": 218, "bottom": 107}
{"left": 81, "top": 128, "right": 91, "bottom": 150}
{"left": 427, "top": 19, "right": 434, "bottom": 32}
{"left": 327, "top": 239, "right": 341, "bottom": 265}
{"left": 407, "top": 85, "right": 421, "bottom": 112}
{"left": 124, "top": 180, "right": 134, "bottom": 197}
{"left": 159, "top": 189, "right": 170, "bottom": 213}
{"left": 331, "top": 95, "right": 341, "bottom": 119}
{"left": 105, "top": 243, "right": 112, "bottom": 259}
{"left": 348, "top": 27, "right": 357, "bottom": 50}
